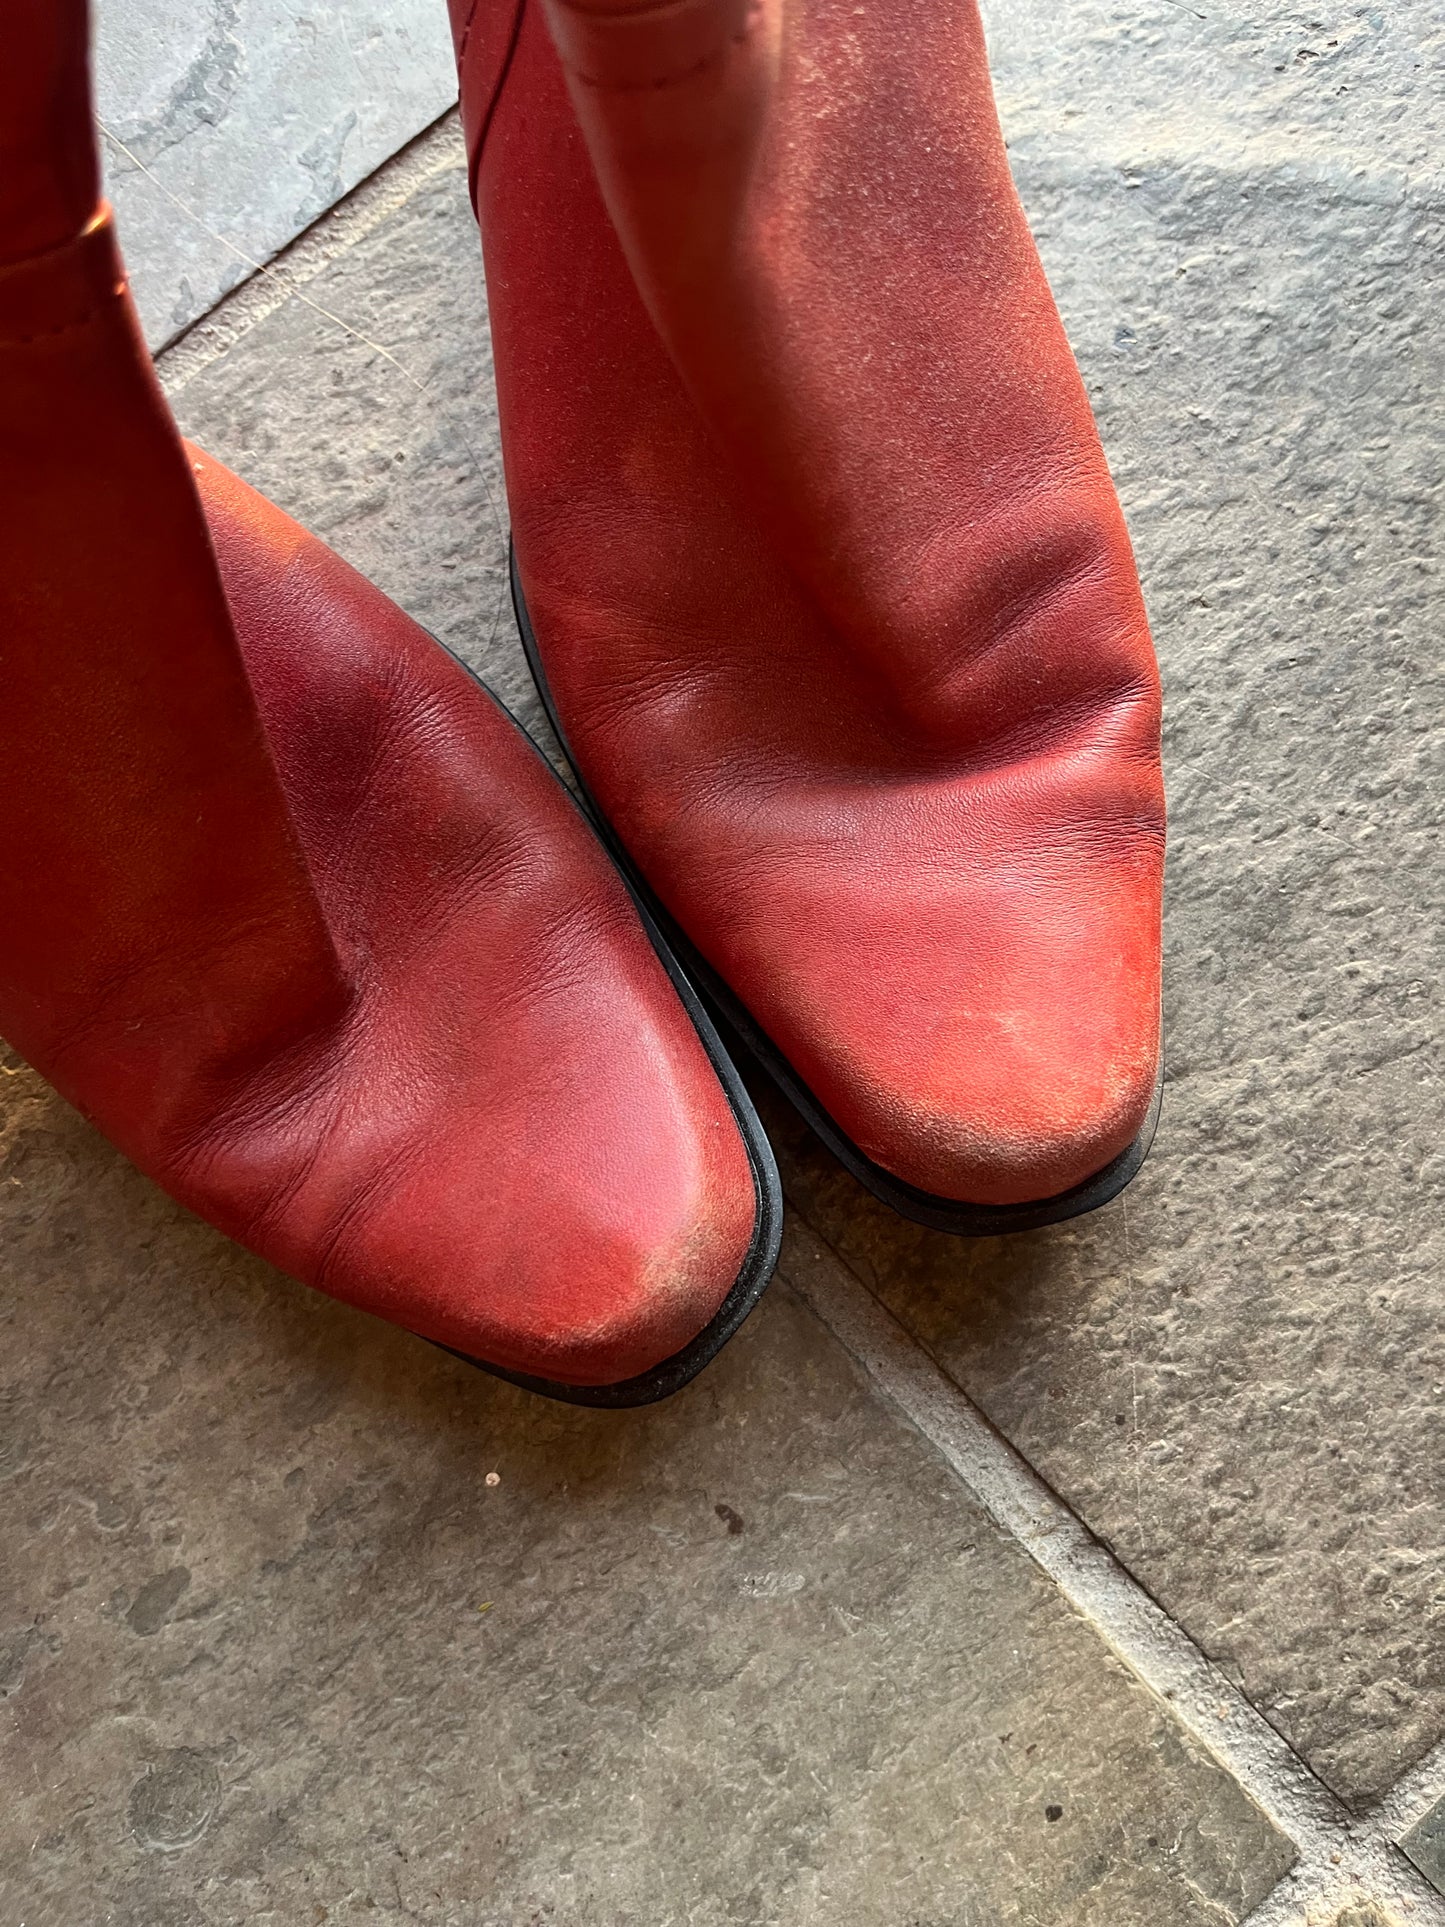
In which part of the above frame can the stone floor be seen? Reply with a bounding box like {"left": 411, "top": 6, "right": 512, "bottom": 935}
{"left": 94, "top": 0, "right": 456, "bottom": 347}
{"left": 2, "top": 2, "right": 1442, "bottom": 1923}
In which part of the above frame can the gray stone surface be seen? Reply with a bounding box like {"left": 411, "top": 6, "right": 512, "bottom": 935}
{"left": 0, "top": 1080, "right": 1294, "bottom": 1925}
{"left": 1405, "top": 1796, "right": 1445, "bottom": 1897}
{"left": 777, "top": 0, "right": 1445, "bottom": 1808}
{"left": 94, "top": 0, "right": 457, "bottom": 348}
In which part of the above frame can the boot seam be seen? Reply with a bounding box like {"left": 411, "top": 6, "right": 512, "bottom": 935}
{"left": 463, "top": 0, "right": 529, "bottom": 210}
{"left": 0, "top": 300, "right": 120, "bottom": 347}
{"left": 0, "top": 207, "right": 126, "bottom": 347}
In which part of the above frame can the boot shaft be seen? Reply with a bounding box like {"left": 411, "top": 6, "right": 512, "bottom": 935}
{"left": 0, "top": 0, "right": 345, "bottom": 1150}
{"left": 0, "top": 0, "right": 100, "bottom": 264}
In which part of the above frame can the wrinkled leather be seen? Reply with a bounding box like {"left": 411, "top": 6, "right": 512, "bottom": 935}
{"left": 0, "top": 0, "right": 759, "bottom": 1385}
{"left": 454, "top": 0, "right": 1166, "bottom": 1206}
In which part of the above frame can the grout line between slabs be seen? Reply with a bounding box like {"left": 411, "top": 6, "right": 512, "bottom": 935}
{"left": 1380, "top": 1737, "right": 1445, "bottom": 1841}
{"left": 780, "top": 1215, "right": 1445, "bottom": 1926}
{"left": 158, "top": 108, "right": 466, "bottom": 396}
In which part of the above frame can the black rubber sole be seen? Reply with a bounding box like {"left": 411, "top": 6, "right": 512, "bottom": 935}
{"left": 422, "top": 632, "right": 783, "bottom": 1409}
{"left": 510, "top": 547, "right": 1162, "bottom": 1239}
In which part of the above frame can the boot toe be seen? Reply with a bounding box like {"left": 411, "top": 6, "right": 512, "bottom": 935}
{"left": 749, "top": 852, "right": 1163, "bottom": 1210}
{"left": 840, "top": 1031, "right": 1159, "bottom": 1207}
{"left": 294, "top": 1051, "right": 763, "bottom": 1393}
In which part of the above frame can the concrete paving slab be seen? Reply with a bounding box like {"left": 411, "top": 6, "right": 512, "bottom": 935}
{"left": 93, "top": 0, "right": 457, "bottom": 348}
{"left": 777, "top": 0, "right": 1445, "bottom": 1808}
{"left": 0, "top": 1078, "right": 1293, "bottom": 1924}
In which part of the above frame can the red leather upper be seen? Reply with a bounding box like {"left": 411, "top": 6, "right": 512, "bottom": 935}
{"left": 455, "top": 0, "right": 1166, "bottom": 1206}
{"left": 194, "top": 455, "right": 758, "bottom": 1381}
{"left": 0, "top": 0, "right": 97, "bottom": 263}
{"left": 0, "top": 0, "right": 759, "bottom": 1383}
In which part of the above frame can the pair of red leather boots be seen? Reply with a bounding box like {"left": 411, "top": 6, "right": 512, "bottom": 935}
{"left": 0, "top": 0, "right": 1163, "bottom": 1405}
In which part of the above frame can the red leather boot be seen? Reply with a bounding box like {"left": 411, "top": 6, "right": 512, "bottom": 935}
{"left": 0, "top": 0, "right": 778, "bottom": 1403}
{"left": 452, "top": 0, "right": 1166, "bottom": 1232}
